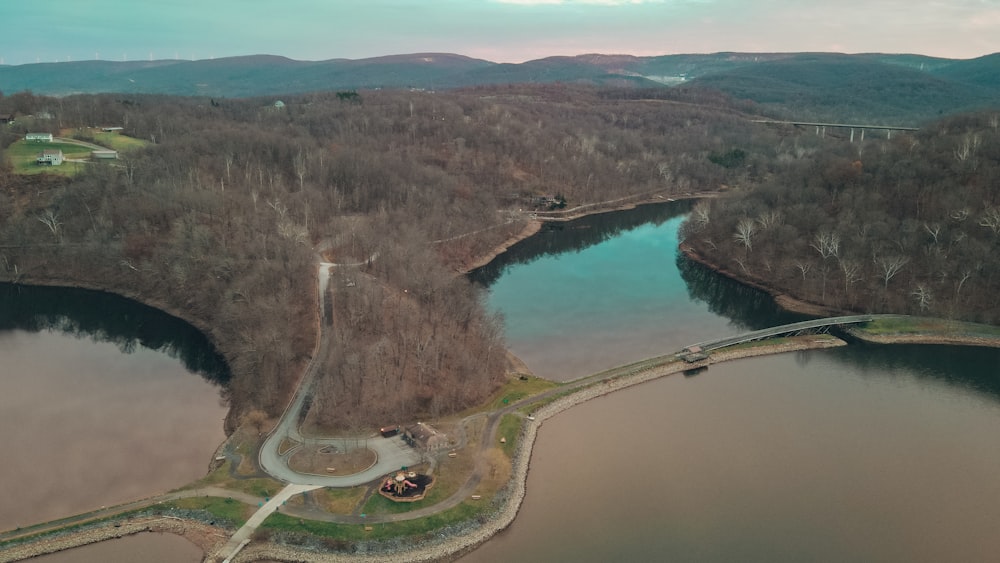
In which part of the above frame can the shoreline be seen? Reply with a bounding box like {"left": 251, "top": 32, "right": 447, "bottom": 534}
{"left": 6, "top": 330, "right": 999, "bottom": 561}
{"left": 0, "top": 517, "right": 228, "bottom": 563}
{"left": 7, "top": 194, "right": 1000, "bottom": 562}
{"left": 0, "top": 336, "right": 843, "bottom": 563}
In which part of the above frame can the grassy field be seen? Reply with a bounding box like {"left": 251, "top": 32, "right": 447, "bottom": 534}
{"left": 308, "top": 487, "right": 369, "bottom": 514}
{"left": 6, "top": 140, "right": 92, "bottom": 176}
{"left": 72, "top": 128, "right": 148, "bottom": 152}
{"left": 259, "top": 500, "right": 483, "bottom": 542}
{"left": 857, "top": 316, "right": 1000, "bottom": 337}
{"left": 162, "top": 497, "right": 253, "bottom": 527}
{"left": 489, "top": 374, "right": 559, "bottom": 411}
{"left": 182, "top": 459, "right": 283, "bottom": 498}
{"left": 496, "top": 414, "right": 522, "bottom": 459}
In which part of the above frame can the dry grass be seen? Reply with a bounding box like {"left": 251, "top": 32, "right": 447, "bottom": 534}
{"left": 476, "top": 447, "right": 512, "bottom": 494}
{"left": 288, "top": 445, "right": 376, "bottom": 475}
{"left": 309, "top": 487, "right": 370, "bottom": 514}
{"left": 277, "top": 437, "right": 299, "bottom": 456}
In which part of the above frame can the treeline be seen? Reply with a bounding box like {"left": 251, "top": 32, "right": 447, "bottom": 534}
{"left": 1, "top": 85, "right": 790, "bottom": 430}
{"left": 682, "top": 112, "right": 1000, "bottom": 323}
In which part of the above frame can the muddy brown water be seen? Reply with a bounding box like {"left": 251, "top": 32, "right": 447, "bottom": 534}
{"left": 462, "top": 349, "right": 1000, "bottom": 562}
{"left": 0, "top": 329, "right": 227, "bottom": 532}
{"left": 468, "top": 203, "right": 1000, "bottom": 561}
{"left": 27, "top": 532, "right": 203, "bottom": 562}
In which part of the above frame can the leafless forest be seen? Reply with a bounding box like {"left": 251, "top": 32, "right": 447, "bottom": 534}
{"left": 682, "top": 112, "right": 1000, "bottom": 323}
{"left": 3, "top": 85, "right": 995, "bottom": 430}
{"left": 0, "top": 86, "right": 772, "bottom": 429}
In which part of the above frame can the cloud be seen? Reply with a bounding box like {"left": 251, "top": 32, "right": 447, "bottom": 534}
{"left": 966, "top": 9, "right": 1000, "bottom": 28}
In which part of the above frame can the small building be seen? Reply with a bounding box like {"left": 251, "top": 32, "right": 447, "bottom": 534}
{"left": 101, "top": 126, "right": 124, "bottom": 132}
{"left": 403, "top": 422, "right": 448, "bottom": 452}
{"left": 36, "top": 149, "right": 64, "bottom": 166}
{"left": 91, "top": 150, "right": 118, "bottom": 160}
{"left": 0, "top": 114, "right": 14, "bottom": 125}
{"left": 26, "top": 132, "right": 53, "bottom": 143}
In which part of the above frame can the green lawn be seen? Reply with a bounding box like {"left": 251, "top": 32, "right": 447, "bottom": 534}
{"left": 161, "top": 496, "right": 253, "bottom": 527}
{"left": 6, "top": 140, "right": 92, "bottom": 176}
{"left": 490, "top": 374, "right": 559, "bottom": 410}
{"left": 88, "top": 130, "right": 148, "bottom": 152}
{"left": 260, "top": 500, "right": 484, "bottom": 542}
{"left": 858, "top": 317, "right": 1000, "bottom": 337}
{"left": 497, "top": 414, "right": 522, "bottom": 459}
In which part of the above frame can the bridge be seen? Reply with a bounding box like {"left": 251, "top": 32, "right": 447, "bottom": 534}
{"left": 678, "top": 314, "right": 878, "bottom": 361}
{"left": 751, "top": 119, "right": 919, "bottom": 142}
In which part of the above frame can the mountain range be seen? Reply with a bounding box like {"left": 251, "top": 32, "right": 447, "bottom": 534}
{"left": 1, "top": 51, "right": 998, "bottom": 124}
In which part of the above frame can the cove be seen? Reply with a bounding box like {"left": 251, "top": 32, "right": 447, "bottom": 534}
{"left": 465, "top": 203, "right": 1000, "bottom": 561}
{"left": 471, "top": 201, "right": 806, "bottom": 381}
{"left": 0, "top": 283, "right": 229, "bottom": 532}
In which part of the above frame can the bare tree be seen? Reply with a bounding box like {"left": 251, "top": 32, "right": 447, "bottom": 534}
{"left": 733, "top": 217, "right": 757, "bottom": 253}
{"left": 979, "top": 207, "right": 1000, "bottom": 235}
{"left": 756, "top": 210, "right": 782, "bottom": 231}
{"left": 840, "top": 259, "right": 863, "bottom": 300}
{"left": 876, "top": 255, "right": 909, "bottom": 289}
{"left": 36, "top": 210, "right": 63, "bottom": 242}
{"left": 811, "top": 231, "right": 840, "bottom": 260}
{"left": 794, "top": 260, "right": 812, "bottom": 280}
{"left": 293, "top": 150, "right": 307, "bottom": 192}
{"left": 923, "top": 223, "right": 941, "bottom": 245}
{"left": 911, "top": 284, "right": 933, "bottom": 312}
{"left": 692, "top": 201, "right": 711, "bottom": 229}
{"left": 954, "top": 133, "right": 980, "bottom": 163}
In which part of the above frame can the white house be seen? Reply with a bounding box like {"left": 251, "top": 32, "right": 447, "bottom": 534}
{"left": 26, "top": 132, "right": 53, "bottom": 142}
{"left": 36, "top": 149, "right": 64, "bottom": 166}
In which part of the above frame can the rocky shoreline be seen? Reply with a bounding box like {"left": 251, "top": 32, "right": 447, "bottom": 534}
{"left": 7, "top": 329, "right": 996, "bottom": 562}
{"left": 0, "top": 516, "right": 228, "bottom": 563}
{"left": 227, "top": 336, "right": 849, "bottom": 562}
{"left": 8, "top": 195, "right": 1000, "bottom": 562}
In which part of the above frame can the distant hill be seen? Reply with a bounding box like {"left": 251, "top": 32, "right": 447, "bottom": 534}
{"left": 929, "top": 53, "right": 1000, "bottom": 89}
{"left": 685, "top": 53, "right": 1000, "bottom": 125}
{"left": 1, "top": 51, "right": 998, "bottom": 123}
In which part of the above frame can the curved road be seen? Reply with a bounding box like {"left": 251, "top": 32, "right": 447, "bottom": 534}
{"left": 257, "top": 262, "right": 422, "bottom": 487}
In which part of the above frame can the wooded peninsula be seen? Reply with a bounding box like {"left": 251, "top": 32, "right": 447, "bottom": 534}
{"left": 1, "top": 83, "right": 998, "bottom": 434}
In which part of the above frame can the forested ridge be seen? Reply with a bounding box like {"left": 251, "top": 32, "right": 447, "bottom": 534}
{"left": 682, "top": 112, "right": 1000, "bottom": 323}
{"left": 0, "top": 85, "right": 776, "bottom": 430}
{"left": 5, "top": 82, "right": 996, "bottom": 431}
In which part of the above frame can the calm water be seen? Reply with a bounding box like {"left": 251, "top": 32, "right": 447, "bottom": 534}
{"left": 464, "top": 350, "right": 1000, "bottom": 563}
{"left": 0, "top": 284, "right": 229, "bottom": 532}
{"left": 29, "top": 532, "right": 203, "bottom": 563}
{"left": 473, "top": 202, "right": 804, "bottom": 381}
{"left": 466, "top": 203, "right": 1000, "bottom": 561}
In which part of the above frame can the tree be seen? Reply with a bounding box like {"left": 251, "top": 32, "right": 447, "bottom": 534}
{"left": 733, "top": 217, "right": 757, "bottom": 253}
{"left": 35, "top": 209, "right": 63, "bottom": 243}
{"left": 911, "top": 284, "right": 933, "bottom": 312}
{"left": 876, "top": 255, "right": 908, "bottom": 289}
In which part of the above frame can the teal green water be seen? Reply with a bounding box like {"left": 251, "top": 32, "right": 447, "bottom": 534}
{"left": 481, "top": 207, "right": 796, "bottom": 380}
{"left": 467, "top": 206, "right": 1000, "bottom": 563}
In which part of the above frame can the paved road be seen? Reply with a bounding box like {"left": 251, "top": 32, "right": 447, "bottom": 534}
{"left": 257, "top": 261, "right": 422, "bottom": 487}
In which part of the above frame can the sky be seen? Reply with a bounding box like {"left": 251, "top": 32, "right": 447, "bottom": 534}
{"left": 2, "top": 0, "right": 998, "bottom": 66}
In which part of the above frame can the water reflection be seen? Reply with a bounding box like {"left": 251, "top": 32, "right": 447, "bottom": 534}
{"left": 470, "top": 200, "right": 693, "bottom": 286}
{"left": 825, "top": 343, "right": 1000, "bottom": 401}
{"left": 674, "top": 253, "right": 808, "bottom": 330}
{"left": 465, "top": 201, "right": 1000, "bottom": 561}
{"left": 0, "top": 283, "right": 229, "bottom": 384}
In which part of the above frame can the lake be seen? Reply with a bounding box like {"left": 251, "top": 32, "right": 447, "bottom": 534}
{"left": 463, "top": 203, "right": 1000, "bottom": 561}
{"left": 0, "top": 284, "right": 229, "bottom": 533}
